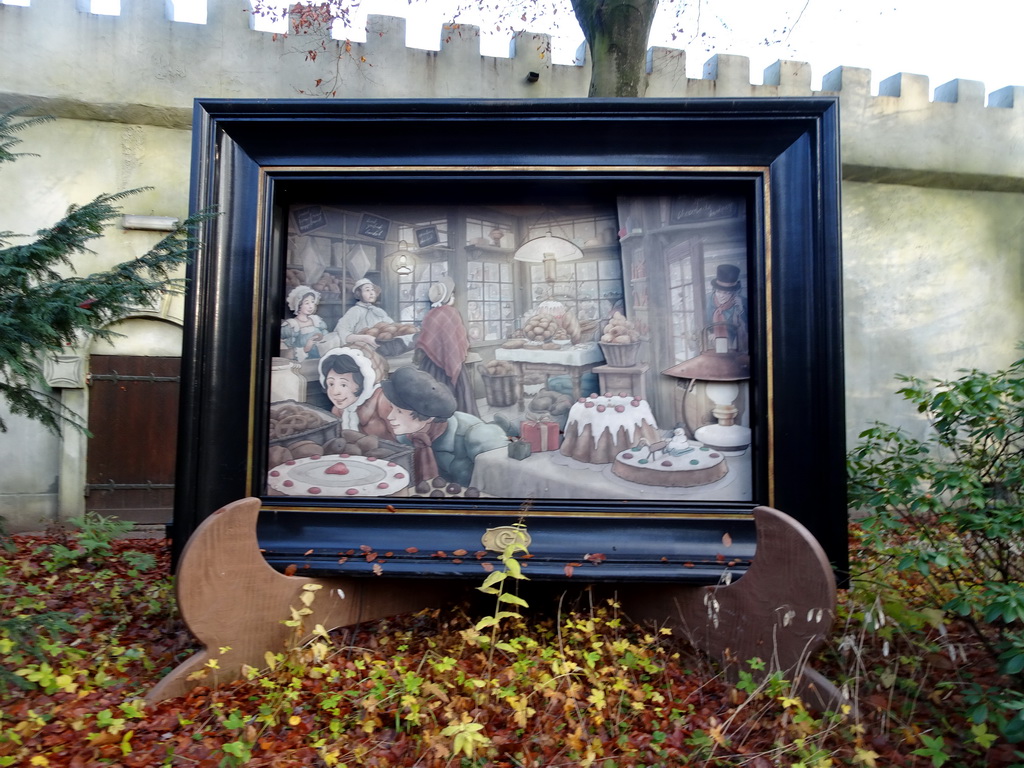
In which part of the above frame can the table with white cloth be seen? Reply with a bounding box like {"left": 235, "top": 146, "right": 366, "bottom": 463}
{"left": 470, "top": 444, "right": 751, "bottom": 502}
{"left": 494, "top": 342, "right": 605, "bottom": 408}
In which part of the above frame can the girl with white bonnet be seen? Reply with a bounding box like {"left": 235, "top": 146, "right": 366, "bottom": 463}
{"left": 280, "top": 285, "right": 328, "bottom": 361}
{"left": 318, "top": 345, "right": 396, "bottom": 439}
{"left": 332, "top": 278, "right": 394, "bottom": 347}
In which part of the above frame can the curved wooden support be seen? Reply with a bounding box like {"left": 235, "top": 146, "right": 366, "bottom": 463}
{"left": 623, "top": 506, "right": 842, "bottom": 711}
{"left": 150, "top": 499, "right": 843, "bottom": 711}
{"left": 147, "top": 498, "right": 447, "bottom": 703}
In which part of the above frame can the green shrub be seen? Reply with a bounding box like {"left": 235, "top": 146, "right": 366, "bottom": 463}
{"left": 43, "top": 511, "right": 134, "bottom": 571}
{"left": 848, "top": 351, "right": 1024, "bottom": 741}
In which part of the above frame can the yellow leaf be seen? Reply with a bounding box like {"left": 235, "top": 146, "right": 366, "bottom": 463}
{"left": 55, "top": 674, "right": 78, "bottom": 693}
{"left": 505, "top": 557, "right": 524, "bottom": 579}
{"left": 30, "top": 757, "right": 50, "bottom": 767}
{"left": 709, "top": 724, "right": 728, "bottom": 746}
{"left": 289, "top": 715, "right": 302, "bottom": 726}
{"left": 566, "top": 726, "right": 586, "bottom": 751}
{"left": 779, "top": 695, "right": 803, "bottom": 709}
{"left": 853, "top": 748, "right": 880, "bottom": 767}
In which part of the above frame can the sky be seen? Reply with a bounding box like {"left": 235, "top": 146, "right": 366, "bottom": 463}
{"left": 81, "top": 0, "right": 1024, "bottom": 95}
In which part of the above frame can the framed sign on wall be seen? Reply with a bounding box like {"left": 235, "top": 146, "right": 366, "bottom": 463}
{"left": 175, "top": 99, "right": 845, "bottom": 582}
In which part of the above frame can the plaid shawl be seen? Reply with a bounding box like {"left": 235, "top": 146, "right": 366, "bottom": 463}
{"left": 415, "top": 305, "right": 469, "bottom": 383}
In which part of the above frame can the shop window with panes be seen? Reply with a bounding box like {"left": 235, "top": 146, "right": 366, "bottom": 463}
{"left": 464, "top": 216, "right": 516, "bottom": 342}
{"left": 668, "top": 240, "right": 703, "bottom": 362}
{"left": 524, "top": 213, "right": 623, "bottom": 326}
{"left": 395, "top": 218, "right": 450, "bottom": 324}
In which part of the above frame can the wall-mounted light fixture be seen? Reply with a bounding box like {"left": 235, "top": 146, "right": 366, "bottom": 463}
{"left": 121, "top": 215, "right": 180, "bottom": 232}
{"left": 389, "top": 240, "right": 414, "bottom": 276}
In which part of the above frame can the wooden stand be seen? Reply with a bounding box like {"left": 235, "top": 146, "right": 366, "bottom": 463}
{"left": 593, "top": 363, "right": 650, "bottom": 402}
{"left": 146, "top": 498, "right": 450, "bottom": 703}
{"left": 148, "top": 500, "right": 840, "bottom": 711}
{"left": 618, "top": 506, "right": 841, "bottom": 711}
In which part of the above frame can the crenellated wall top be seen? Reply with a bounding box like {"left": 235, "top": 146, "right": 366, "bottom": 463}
{"left": 1, "top": 0, "right": 1021, "bottom": 188}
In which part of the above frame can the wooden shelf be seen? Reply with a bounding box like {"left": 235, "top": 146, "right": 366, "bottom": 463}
{"left": 465, "top": 243, "right": 514, "bottom": 255}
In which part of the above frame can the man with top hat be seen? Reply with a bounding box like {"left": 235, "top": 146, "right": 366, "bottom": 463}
{"left": 333, "top": 278, "right": 394, "bottom": 347}
{"left": 381, "top": 366, "right": 507, "bottom": 487}
{"left": 414, "top": 275, "right": 479, "bottom": 416}
{"left": 705, "top": 263, "right": 748, "bottom": 352}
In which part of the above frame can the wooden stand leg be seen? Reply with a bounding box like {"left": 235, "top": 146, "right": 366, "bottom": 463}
{"left": 622, "top": 506, "right": 844, "bottom": 712}
{"left": 146, "top": 498, "right": 449, "bottom": 703}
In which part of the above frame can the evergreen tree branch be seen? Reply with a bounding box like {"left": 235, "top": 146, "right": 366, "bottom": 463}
{"left": 0, "top": 199, "right": 215, "bottom": 434}
{"left": 3, "top": 103, "right": 219, "bottom": 436}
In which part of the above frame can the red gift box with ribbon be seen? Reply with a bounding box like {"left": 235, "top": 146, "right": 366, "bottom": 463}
{"left": 520, "top": 418, "right": 560, "bottom": 452}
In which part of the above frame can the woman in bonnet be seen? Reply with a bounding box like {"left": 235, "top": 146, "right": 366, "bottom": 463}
{"left": 414, "top": 275, "right": 478, "bottom": 415}
{"left": 318, "top": 344, "right": 396, "bottom": 439}
{"left": 280, "top": 285, "right": 328, "bottom": 361}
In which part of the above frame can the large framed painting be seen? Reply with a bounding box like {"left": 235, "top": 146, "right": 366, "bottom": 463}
{"left": 175, "top": 99, "right": 845, "bottom": 580}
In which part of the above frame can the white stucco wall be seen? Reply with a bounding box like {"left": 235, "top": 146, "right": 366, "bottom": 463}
{"left": 843, "top": 182, "right": 1024, "bottom": 444}
{"left": 0, "top": 409, "right": 61, "bottom": 530}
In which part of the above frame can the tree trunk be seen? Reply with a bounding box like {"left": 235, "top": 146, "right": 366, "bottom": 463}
{"left": 572, "top": 0, "right": 659, "bottom": 97}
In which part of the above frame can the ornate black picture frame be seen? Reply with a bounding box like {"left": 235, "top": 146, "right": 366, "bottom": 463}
{"left": 175, "top": 99, "right": 845, "bottom": 581}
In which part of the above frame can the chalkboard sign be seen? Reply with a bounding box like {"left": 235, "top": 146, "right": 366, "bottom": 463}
{"left": 358, "top": 213, "right": 390, "bottom": 240}
{"left": 293, "top": 205, "right": 327, "bottom": 234}
{"left": 414, "top": 225, "right": 440, "bottom": 248}
{"left": 671, "top": 196, "right": 739, "bottom": 224}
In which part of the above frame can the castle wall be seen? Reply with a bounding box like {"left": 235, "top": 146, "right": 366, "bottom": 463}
{"left": 1, "top": 0, "right": 1021, "bottom": 528}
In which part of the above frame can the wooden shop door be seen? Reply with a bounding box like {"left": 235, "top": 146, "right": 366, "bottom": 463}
{"left": 85, "top": 355, "right": 180, "bottom": 525}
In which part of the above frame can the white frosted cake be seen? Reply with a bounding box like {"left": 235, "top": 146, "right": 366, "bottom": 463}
{"left": 267, "top": 454, "right": 410, "bottom": 497}
{"left": 559, "top": 393, "right": 660, "bottom": 464}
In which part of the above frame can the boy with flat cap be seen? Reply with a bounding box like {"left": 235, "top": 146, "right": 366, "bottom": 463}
{"left": 381, "top": 366, "right": 507, "bottom": 487}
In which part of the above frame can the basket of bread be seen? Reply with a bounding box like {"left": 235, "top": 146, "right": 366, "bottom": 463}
{"left": 268, "top": 401, "right": 338, "bottom": 450}
{"left": 598, "top": 312, "right": 641, "bottom": 367}
{"left": 480, "top": 359, "right": 518, "bottom": 407}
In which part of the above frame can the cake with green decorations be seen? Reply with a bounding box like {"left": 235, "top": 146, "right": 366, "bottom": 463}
{"left": 611, "top": 442, "right": 728, "bottom": 487}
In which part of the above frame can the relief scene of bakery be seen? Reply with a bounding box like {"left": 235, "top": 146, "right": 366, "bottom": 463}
{"left": 267, "top": 197, "right": 753, "bottom": 503}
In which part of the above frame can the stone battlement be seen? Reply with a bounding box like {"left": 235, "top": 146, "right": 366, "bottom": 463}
{"left": 1, "top": 0, "right": 1022, "bottom": 188}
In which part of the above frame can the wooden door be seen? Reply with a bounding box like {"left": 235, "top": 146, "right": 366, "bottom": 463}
{"left": 85, "top": 355, "right": 180, "bottom": 525}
